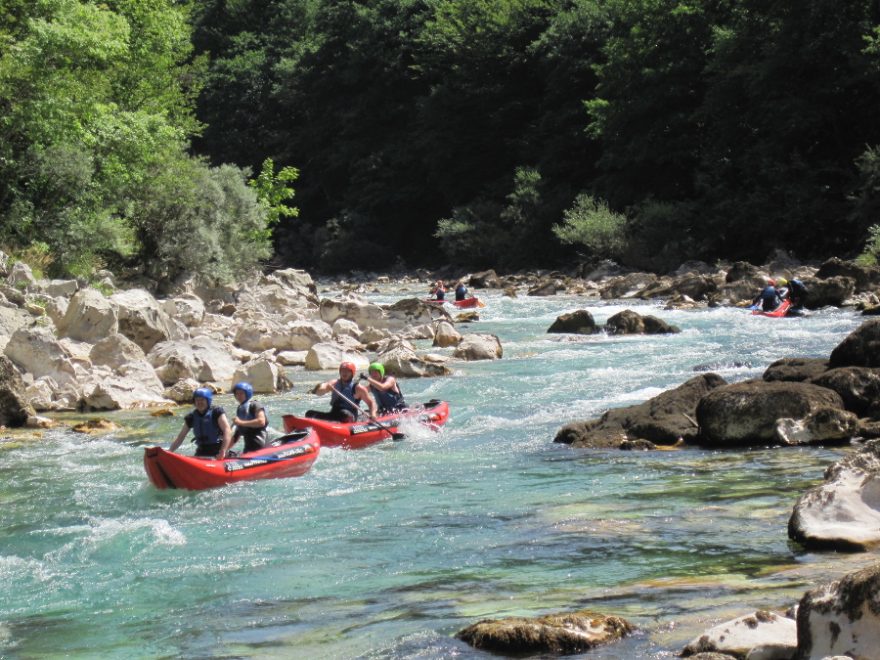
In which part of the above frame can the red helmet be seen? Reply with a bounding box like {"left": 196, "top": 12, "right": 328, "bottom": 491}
{"left": 767, "top": 278, "right": 776, "bottom": 286}
{"left": 339, "top": 361, "right": 356, "bottom": 375}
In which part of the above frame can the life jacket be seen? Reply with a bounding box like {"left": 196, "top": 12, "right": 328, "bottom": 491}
{"left": 790, "top": 278, "right": 807, "bottom": 295}
{"left": 370, "top": 381, "right": 406, "bottom": 413}
{"left": 435, "top": 287, "right": 446, "bottom": 300}
{"left": 760, "top": 285, "right": 780, "bottom": 310}
{"left": 236, "top": 400, "right": 269, "bottom": 429}
{"left": 330, "top": 378, "right": 361, "bottom": 415}
{"left": 192, "top": 407, "right": 222, "bottom": 446}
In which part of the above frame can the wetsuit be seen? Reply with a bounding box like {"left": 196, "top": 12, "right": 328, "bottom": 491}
{"left": 754, "top": 285, "right": 781, "bottom": 312}
{"left": 305, "top": 378, "right": 362, "bottom": 422}
{"left": 455, "top": 284, "right": 467, "bottom": 301}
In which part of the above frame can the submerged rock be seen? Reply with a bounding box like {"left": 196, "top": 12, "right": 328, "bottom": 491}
{"left": 456, "top": 610, "right": 633, "bottom": 655}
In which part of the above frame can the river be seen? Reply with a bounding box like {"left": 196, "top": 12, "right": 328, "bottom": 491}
{"left": 1, "top": 284, "right": 874, "bottom": 658}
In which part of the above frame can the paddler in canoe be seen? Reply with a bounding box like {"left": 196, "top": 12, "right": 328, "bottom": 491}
{"left": 430, "top": 280, "right": 446, "bottom": 301}
{"left": 307, "top": 361, "right": 378, "bottom": 422}
{"left": 750, "top": 278, "right": 783, "bottom": 312}
{"left": 361, "top": 362, "right": 408, "bottom": 414}
{"left": 231, "top": 381, "right": 269, "bottom": 453}
{"left": 454, "top": 280, "right": 468, "bottom": 301}
{"left": 168, "top": 387, "right": 235, "bottom": 460}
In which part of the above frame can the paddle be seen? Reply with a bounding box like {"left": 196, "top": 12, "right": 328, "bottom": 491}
{"left": 328, "top": 383, "right": 406, "bottom": 441}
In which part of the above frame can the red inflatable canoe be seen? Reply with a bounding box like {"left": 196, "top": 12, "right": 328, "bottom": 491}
{"left": 425, "top": 297, "right": 483, "bottom": 308}
{"left": 282, "top": 400, "right": 450, "bottom": 449}
{"left": 752, "top": 299, "right": 791, "bottom": 318}
{"left": 143, "top": 428, "right": 320, "bottom": 490}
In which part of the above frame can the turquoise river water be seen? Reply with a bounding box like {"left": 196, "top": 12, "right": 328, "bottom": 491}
{"left": 1, "top": 284, "right": 877, "bottom": 659}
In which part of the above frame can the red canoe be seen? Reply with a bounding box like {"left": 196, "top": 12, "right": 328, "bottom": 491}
{"left": 425, "top": 297, "right": 482, "bottom": 308}
{"left": 282, "top": 400, "right": 450, "bottom": 449}
{"left": 143, "top": 429, "right": 320, "bottom": 490}
{"left": 752, "top": 299, "right": 791, "bottom": 318}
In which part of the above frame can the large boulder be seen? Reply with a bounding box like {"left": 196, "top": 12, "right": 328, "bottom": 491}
{"left": 0, "top": 305, "right": 34, "bottom": 352}
{"left": 83, "top": 376, "right": 174, "bottom": 411}
{"left": 384, "top": 298, "right": 448, "bottom": 330}
{"left": 605, "top": 309, "right": 680, "bottom": 335}
{"left": 452, "top": 333, "right": 502, "bottom": 361}
{"left": 554, "top": 374, "right": 727, "bottom": 448}
{"left": 304, "top": 342, "right": 368, "bottom": 371}
{"left": 804, "top": 276, "right": 855, "bottom": 309}
{"left": 232, "top": 355, "right": 282, "bottom": 393}
{"left": 829, "top": 319, "right": 880, "bottom": 368}
{"left": 763, "top": 358, "right": 830, "bottom": 383}
{"left": 0, "top": 355, "right": 36, "bottom": 426}
{"left": 319, "top": 298, "right": 388, "bottom": 329}
{"left": 377, "top": 338, "right": 452, "bottom": 377}
{"left": 795, "top": 562, "right": 880, "bottom": 659}
{"left": 547, "top": 310, "right": 600, "bottom": 335}
{"left": 456, "top": 610, "right": 633, "bottom": 655}
{"left": 432, "top": 321, "right": 462, "bottom": 347}
{"left": 681, "top": 610, "right": 796, "bottom": 659}
{"left": 810, "top": 367, "right": 880, "bottom": 417}
{"left": 110, "top": 288, "right": 186, "bottom": 353}
{"left": 161, "top": 294, "right": 205, "bottom": 327}
{"left": 4, "top": 325, "right": 78, "bottom": 387}
{"left": 815, "top": 257, "right": 880, "bottom": 292}
{"left": 789, "top": 440, "right": 880, "bottom": 551}
{"left": 147, "top": 337, "right": 239, "bottom": 387}
{"left": 469, "top": 269, "right": 501, "bottom": 288}
{"left": 600, "top": 273, "right": 658, "bottom": 299}
{"left": 57, "top": 288, "right": 118, "bottom": 342}
{"left": 696, "top": 380, "right": 846, "bottom": 447}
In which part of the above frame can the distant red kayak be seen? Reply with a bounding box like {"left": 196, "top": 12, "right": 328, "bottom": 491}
{"left": 752, "top": 300, "right": 791, "bottom": 317}
{"left": 425, "top": 297, "right": 483, "bottom": 308}
{"left": 143, "top": 429, "right": 320, "bottom": 490}
{"left": 282, "top": 400, "right": 450, "bottom": 449}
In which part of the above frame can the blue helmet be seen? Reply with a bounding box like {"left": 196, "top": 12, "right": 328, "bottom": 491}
{"left": 193, "top": 387, "right": 213, "bottom": 406}
{"left": 232, "top": 381, "right": 254, "bottom": 401}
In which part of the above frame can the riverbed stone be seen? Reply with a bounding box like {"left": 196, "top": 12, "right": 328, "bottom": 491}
{"left": 681, "top": 610, "right": 796, "bottom": 659}
{"left": 57, "top": 288, "right": 118, "bottom": 343}
{"left": 0, "top": 355, "right": 35, "bottom": 427}
{"left": 147, "top": 337, "right": 239, "bottom": 387}
{"left": 695, "top": 380, "right": 845, "bottom": 447}
{"left": 555, "top": 373, "right": 726, "bottom": 448}
{"left": 810, "top": 367, "right": 880, "bottom": 417}
{"left": 795, "top": 562, "right": 880, "bottom": 659}
{"left": 547, "top": 309, "right": 599, "bottom": 334}
{"left": 432, "top": 321, "right": 462, "bottom": 347}
{"left": 456, "top": 610, "right": 633, "bottom": 655}
{"left": 829, "top": 319, "right": 880, "bottom": 368}
{"left": 789, "top": 440, "right": 880, "bottom": 551}
{"left": 110, "top": 288, "right": 187, "bottom": 353}
{"left": 804, "top": 276, "right": 855, "bottom": 309}
{"left": 452, "top": 333, "right": 502, "bottom": 360}
{"left": 763, "top": 358, "right": 830, "bottom": 383}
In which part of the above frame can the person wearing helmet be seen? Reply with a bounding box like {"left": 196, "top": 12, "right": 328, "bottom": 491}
{"left": 454, "top": 280, "right": 468, "bottom": 302}
{"left": 778, "top": 276, "right": 808, "bottom": 314}
{"left": 751, "top": 278, "right": 782, "bottom": 312}
{"left": 362, "top": 362, "right": 407, "bottom": 414}
{"left": 168, "top": 387, "right": 234, "bottom": 459}
{"left": 231, "top": 381, "right": 269, "bottom": 453}
{"left": 306, "top": 361, "right": 378, "bottom": 422}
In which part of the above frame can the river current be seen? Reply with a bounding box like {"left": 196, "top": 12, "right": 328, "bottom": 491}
{"left": 1, "top": 284, "right": 875, "bottom": 659}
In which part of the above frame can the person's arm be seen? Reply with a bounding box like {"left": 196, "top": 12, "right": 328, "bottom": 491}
{"left": 311, "top": 379, "right": 334, "bottom": 395}
{"left": 365, "top": 374, "right": 397, "bottom": 392}
{"left": 217, "top": 413, "right": 233, "bottom": 459}
{"left": 356, "top": 384, "right": 378, "bottom": 418}
{"left": 168, "top": 422, "right": 190, "bottom": 453}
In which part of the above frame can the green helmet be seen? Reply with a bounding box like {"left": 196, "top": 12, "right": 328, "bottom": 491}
{"left": 368, "top": 362, "right": 385, "bottom": 378}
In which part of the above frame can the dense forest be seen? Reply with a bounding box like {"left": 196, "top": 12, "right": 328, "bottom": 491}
{"left": 2, "top": 0, "right": 880, "bottom": 283}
